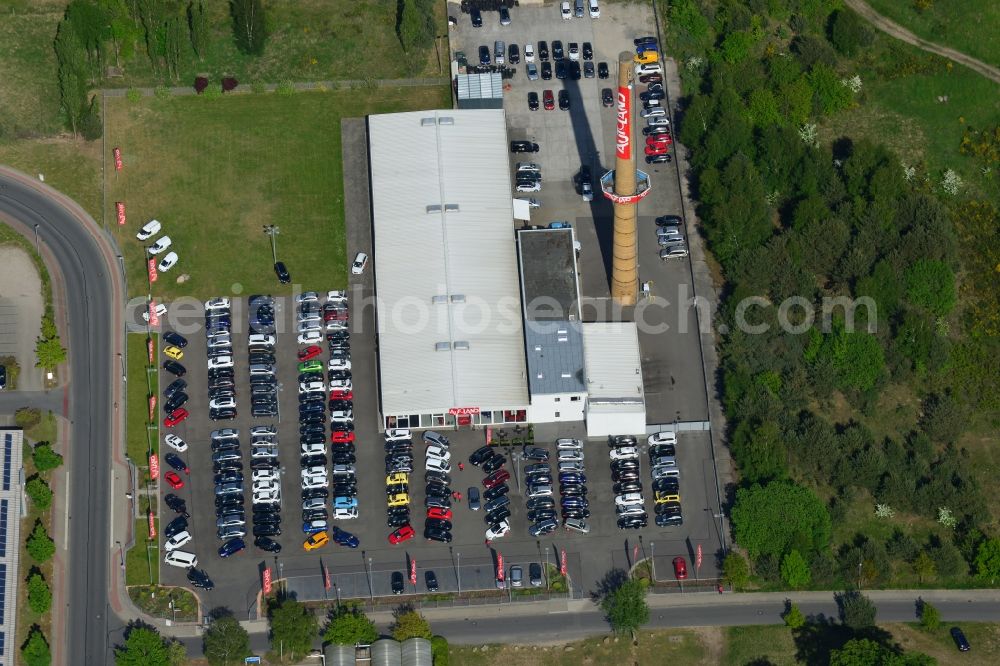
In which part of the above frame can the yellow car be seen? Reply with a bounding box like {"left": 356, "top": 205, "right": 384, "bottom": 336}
{"left": 163, "top": 345, "right": 184, "bottom": 360}
{"left": 655, "top": 492, "right": 680, "bottom": 504}
{"left": 634, "top": 50, "right": 659, "bottom": 65}
{"left": 386, "top": 472, "right": 408, "bottom": 486}
{"left": 387, "top": 493, "right": 410, "bottom": 507}
{"left": 303, "top": 531, "right": 329, "bottom": 551}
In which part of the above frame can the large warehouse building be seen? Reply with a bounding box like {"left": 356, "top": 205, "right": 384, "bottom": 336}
{"left": 367, "top": 109, "right": 645, "bottom": 435}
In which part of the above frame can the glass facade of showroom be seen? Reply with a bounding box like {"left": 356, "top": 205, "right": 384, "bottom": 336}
{"left": 384, "top": 407, "right": 529, "bottom": 431}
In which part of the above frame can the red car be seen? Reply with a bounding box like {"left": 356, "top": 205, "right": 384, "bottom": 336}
{"left": 331, "top": 431, "right": 355, "bottom": 444}
{"left": 330, "top": 389, "right": 354, "bottom": 401}
{"left": 164, "top": 471, "right": 184, "bottom": 490}
{"left": 163, "top": 408, "right": 189, "bottom": 427}
{"left": 640, "top": 74, "right": 663, "bottom": 84}
{"left": 388, "top": 525, "right": 415, "bottom": 544}
{"left": 484, "top": 469, "right": 511, "bottom": 489}
{"left": 297, "top": 345, "right": 322, "bottom": 361}
{"left": 644, "top": 145, "right": 669, "bottom": 156}
{"left": 427, "top": 507, "right": 453, "bottom": 521}
{"left": 324, "top": 311, "right": 348, "bottom": 322}
{"left": 646, "top": 135, "right": 672, "bottom": 146}
{"left": 672, "top": 556, "right": 688, "bottom": 580}
{"left": 543, "top": 89, "right": 555, "bottom": 110}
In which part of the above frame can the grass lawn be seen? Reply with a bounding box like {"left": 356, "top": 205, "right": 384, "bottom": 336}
{"left": 26, "top": 410, "right": 57, "bottom": 444}
{"left": 0, "top": 137, "right": 103, "bottom": 221}
{"left": 128, "top": 585, "right": 198, "bottom": 622}
{"left": 0, "top": 0, "right": 64, "bottom": 137}
{"left": 126, "top": 332, "right": 158, "bottom": 467}
{"left": 865, "top": 0, "right": 1000, "bottom": 69}
{"left": 724, "top": 625, "right": 798, "bottom": 665}
{"left": 105, "top": 84, "right": 451, "bottom": 299}
{"left": 125, "top": 517, "right": 160, "bottom": 586}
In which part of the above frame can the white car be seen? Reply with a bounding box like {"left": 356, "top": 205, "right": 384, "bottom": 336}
{"left": 515, "top": 181, "right": 541, "bottom": 193}
{"left": 163, "top": 530, "right": 192, "bottom": 552}
{"left": 207, "top": 334, "right": 231, "bottom": 349}
{"left": 425, "top": 445, "right": 450, "bottom": 462}
{"left": 136, "top": 219, "right": 161, "bottom": 241}
{"left": 297, "top": 321, "right": 321, "bottom": 334}
{"left": 425, "top": 457, "right": 451, "bottom": 474}
{"left": 205, "top": 297, "right": 230, "bottom": 310}
{"left": 334, "top": 507, "right": 359, "bottom": 520}
{"left": 209, "top": 396, "right": 236, "bottom": 410}
{"left": 559, "top": 461, "right": 585, "bottom": 473}
{"left": 251, "top": 425, "right": 276, "bottom": 437}
{"left": 617, "top": 504, "right": 646, "bottom": 516}
{"left": 328, "top": 358, "right": 352, "bottom": 371}
{"left": 641, "top": 107, "right": 666, "bottom": 118}
{"left": 301, "top": 442, "right": 325, "bottom": 456}
{"left": 248, "top": 333, "right": 276, "bottom": 347}
{"left": 589, "top": 0, "right": 600, "bottom": 18}
{"left": 164, "top": 434, "right": 187, "bottom": 452}
{"left": 560, "top": 1, "right": 571, "bottom": 19}
{"left": 252, "top": 468, "right": 279, "bottom": 482}
{"left": 660, "top": 247, "right": 690, "bottom": 260}
{"left": 610, "top": 446, "right": 640, "bottom": 460}
{"left": 147, "top": 236, "right": 172, "bottom": 255}
{"left": 157, "top": 252, "right": 179, "bottom": 272}
{"left": 385, "top": 428, "right": 411, "bottom": 442}
{"left": 325, "top": 320, "right": 348, "bottom": 332}
{"left": 527, "top": 484, "right": 553, "bottom": 498}
{"left": 302, "top": 466, "right": 328, "bottom": 482}
{"left": 524, "top": 43, "right": 535, "bottom": 62}
{"left": 295, "top": 291, "right": 320, "bottom": 303}
{"left": 164, "top": 550, "right": 198, "bottom": 568}
{"left": 332, "top": 464, "right": 357, "bottom": 476}
{"left": 330, "top": 410, "right": 354, "bottom": 423}
{"left": 652, "top": 466, "right": 681, "bottom": 480}
{"left": 208, "top": 355, "right": 234, "bottom": 370}
{"left": 328, "top": 378, "right": 353, "bottom": 391}
{"left": 253, "top": 480, "right": 280, "bottom": 494}
{"left": 251, "top": 445, "right": 278, "bottom": 459}
{"left": 635, "top": 62, "right": 662, "bottom": 76}
{"left": 302, "top": 497, "right": 326, "bottom": 511}
{"left": 351, "top": 252, "right": 369, "bottom": 275}
{"left": 298, "top": 331, "right": 323, "bottom": 345}
{"left": 327, "top": 290, "right": 347, "bottom": 304}
{"left": 648, "top": 431, "right": 677, "bottom": 446}
{"left": 297, "top": 311, "right": 321, "bottom": 323}
{"left": 141, "top": 302, "right": 167, "bottom": 322}
{"left": 648, "top": 117, "right": 671, "bottom": 128}
{"left": 556, "top": 438, "right": 583, "bottom": 450}
{"left": 558, "top": 450, "right": 584, "bottom": 462}
{"left": 486, "top": 519, "right": 511, "bottom": 540}
{"left": 615, "top": 493, "right": 644, "bottom": 507}
{"left": 299, "top": 381, "right": 326, "bottom": 394}
{"left": 253, "top": 490, "right": 281, "bottom": 504}
{"left": 212, "top": 428, "right": 238, "bottom": 439}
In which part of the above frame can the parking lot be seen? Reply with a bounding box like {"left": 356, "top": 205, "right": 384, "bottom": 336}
{"left": 153, "top": 3, "right": 723, "bottom": 616}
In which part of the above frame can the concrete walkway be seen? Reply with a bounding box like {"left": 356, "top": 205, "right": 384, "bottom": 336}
{"left": 101, "top": 77, "right": 450, "bottom": 97}
{"left": 845, "top": 0, "right": 1000, "bottom": 84}
{"left": 0, "top": 246, "right": 44, "bottom": 390}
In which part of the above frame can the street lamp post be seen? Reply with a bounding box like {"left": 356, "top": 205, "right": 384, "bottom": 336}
{"left": 650, "top": 541, "right": 656, "bottom": 581}
{"left": 456, "top": 552, "right": 461, "bottom": 594}
{"left": 33, "top": 224, "right": 39, "bottom": 254}
{"left": 263, "top": 225, "right": 280, "bottom": 264}
{"left": 366, "top": 555, "right": 374, "bottom": 603}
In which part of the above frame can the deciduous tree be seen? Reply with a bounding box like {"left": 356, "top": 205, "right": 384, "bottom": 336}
{"left": 115, "top": 626, "right": 170, "bottom": 666}
{"left": 27, "top": 573, "right": 52, "bottom": 614}
{"left": 203, "top": 614, "right": 250, "bottom": 666}
{"left": 21, "top": 627, "right": 52, "bottom": 666}
{"left": 26, "top": 522, "right": 55, "bottom": 563}
{"left": 392, "top": 610, "right": 432, "bottom": 641}
{"left": 268, "top": 598, "right": 316, "bottom": 660}
{"left": 781, "top": 550, "right": 812, "bottom": 588}
{"left": 732, "top": 482, "right": 831, "bottom": 560}
{"left": 600, "top": 578, "right": 649, "bottom": 636}
{"left": 229, "top": 0, "right": 267, "bottom": 55}
{"left": 324, "top": 604, "right": 378, "bottom": 645}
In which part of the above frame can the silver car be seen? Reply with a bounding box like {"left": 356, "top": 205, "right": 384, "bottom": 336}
{"left": 216, "top": 513, "right": 246, "bottom": 528}
{"left": 217, "top": 525, "right": 247, "bottom": 540}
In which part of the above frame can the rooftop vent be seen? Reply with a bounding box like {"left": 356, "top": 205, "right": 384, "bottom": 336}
{"left": 432, "top": 295, "right": 448, "bottom": 304}
{"left": 421, "top": 117, "right": 436, "bottom": 126}
{"left": 426, "top": 204, "right": 443, "bottom": 213}
{"left": 454, "top": 341, "right": 470, "bottom": 350}
{"left": 450, "top": 294, "right": 466, "bottom": 303}
{"left": 435, "top": 342, "right": 450, "bottom": 352}
{"left": 444, "top": 203, "right": 460, "bottom": 212}
{"left": 437, "top": 117, "right": 455, "bottom": 125}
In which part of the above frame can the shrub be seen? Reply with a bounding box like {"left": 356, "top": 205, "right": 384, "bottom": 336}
{"left": 32, "top": 444, "right": 63, "bottom": 472}
{"left": 202, "top": 86, "right": 222, "bottom": 100}
{"left": 26, "top": 522, "right": 55, "bottom": 563}
{"left": 837, "top": 590, "right": 877, "bottom": 630}
{"left": 21, "top": 627, "right": 51, "bottom": 666}
{"left": 221, "top": 77, "right": 239, "bottom": 92}
{"left": 722, "top": 552, "right": 751, "bottom": 590}
{"left": 783, "top": 602, "right": 806, "bottom": 628}
{"left": 16, "top": 407, "right": 41, "bottom": 430}
{"left": 276, "top": 80, "right": 296, "bottom": 96}
{"left": 430, "top": 635, "right": 449, "bottom": 666}
{"left": 27, "top": 573, "right": 52, "bottom": 614}
{"left": 250, "top": 80, "right": 267, "bottom": 94}
{"left": 153, "top": 85, "right": 171, "bottom": 100}
{"left": 125, "top": 88, "right": 141, "bottom": 103}
{"left": 392, "top": 610, "right": 432, "bottom": 641}
{"left": 25, "top": 477, "right": 53, "bottom": 510}
{"left": 828, "top": 9, "right": 873, "bottom": 56}
{"left": 918, "top": 599, "right": 940, "bottom": 631}
{"left": 194, "top": 77, "right": 209, "bottom": 94}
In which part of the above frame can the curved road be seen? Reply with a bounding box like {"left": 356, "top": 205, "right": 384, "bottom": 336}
{"left": 0, "top": 167, "right": 121, "bottom": 666}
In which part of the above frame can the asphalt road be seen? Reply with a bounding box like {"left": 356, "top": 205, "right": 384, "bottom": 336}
{"left": 0, "top": 170, "right": 117, "bottom": 665}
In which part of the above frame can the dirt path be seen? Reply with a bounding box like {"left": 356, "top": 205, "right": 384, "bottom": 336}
{"left": 845, "top": 0, "right": 1000, "bottom": 84}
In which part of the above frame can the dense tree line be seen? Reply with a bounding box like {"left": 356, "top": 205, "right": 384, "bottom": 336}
{"left": 665, "top": 0, "right": 999, "bottom": 589}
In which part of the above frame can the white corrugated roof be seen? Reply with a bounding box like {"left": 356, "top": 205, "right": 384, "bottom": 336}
{"left": 369, "top": 110, "right": 528, "bottom": 415}
{"left": 582, "top": 322, "right": 645, "bottom": 401}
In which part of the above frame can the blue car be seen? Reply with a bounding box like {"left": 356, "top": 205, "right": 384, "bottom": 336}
{"left": 548, "top": 221, "right": 571, "bottom": 229}
{"left": 333, "top": 497, "right": 358, "bottom": 509}
{"left": 218, "top": 537, "right": 246, "bottom": 558}
{"left": 559, "top": 473, "right": 587, "bottom": 485}
{"left": 303, "top": 520, "right": 328, "bottom": 534}
{"left": 331, "top": 526, "right": 360, "bottom": 548}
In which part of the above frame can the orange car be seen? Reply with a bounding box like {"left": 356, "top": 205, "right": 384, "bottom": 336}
{"left": 304, "top": 531, "right": 329, "bottom": 551}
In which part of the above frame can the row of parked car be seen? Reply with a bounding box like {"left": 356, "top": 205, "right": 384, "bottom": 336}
{"left": 385, "top": 430, "right": 457, "bottom": 546}
{"left": 204, "top": 297, "right": 237, "bottom": 420}
{"left": 473, "top": 445, "right": 513, "bottom": 541}
{"left": 136, "top": 218, "right": 179, "bottom": 272}
{"left": 247, "top": 295, "right": 278, "bottom": 417}
{"left": 608, "top": 435, "right": 648, "bottom": 529}
{"left": 647, "top": 431, "right": 683, "bottom": 527}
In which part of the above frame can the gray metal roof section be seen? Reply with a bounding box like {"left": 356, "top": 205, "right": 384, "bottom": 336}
{"left": 368, "top": 110, "right": 528, "bottom": 415}
{"left": 517, "top": 228, "right": 581, "bottom": 322}
{"left": 456, "top": 72, "right": 504, "bottom": 100}
{"left": 582, "top": 322, "right": 645, "bottom": 401}
{"left": 524, "top": 321, "right": 586, "bottom": 395}
{"left": 0, "top": 429, "right": 24, "bottom": 666}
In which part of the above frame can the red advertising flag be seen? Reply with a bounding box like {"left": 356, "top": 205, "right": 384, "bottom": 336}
{"left": 115, "top": 201, "right": 126, "bottom": 226}
{"left": 263, "top": 567, "right": 273, "bottom": 595}
{"left": 113, "top": 147, "right": 123, "bottom": 171}
{"left": 148, "top": 300, "right": 160, "bottom": 327}
{"left": 696, "top": 543, "right": 703, "bottom": 570}
{"left": 147, "top": 258, "right": 158, "bottom": 283}
{"left": 633, "top": 543, "right": 640, "bottom": 562}
{"left": 409, "top": 559, "right": 417, "bottom": 585}
{"left": 147, "top": 510, "right": 156, "bottom": 538}
{"left": 485, "top": 426, "right": 493, "bottom": 445}
{"left": 146, "top": 337, "right": 154, "bottom": 363}
{"left": 496, "top": 553, "right": 505, "bottom": 581}
{"left": 149, "top": 453, "right": 160, "bottom": 479}
{"left": 560, "top": 549, "right": 568, "bottom": 576}
{"left": 323, "top": 560, "right": 331, "bottom": 590}
{"left": 615, "top": 86, "right": 632, "bottom": 160}
{"left": 148, "top": 395, "right": 157, "bottom": 421}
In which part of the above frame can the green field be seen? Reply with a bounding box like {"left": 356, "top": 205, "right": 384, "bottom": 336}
{"left": 865, "top": 0, "right": 1000, "bottom": 69}
{"left": 126, "top": 332, "right": 158, "bottom": 466}
{"left": 125, "top": 517, "right": 159, "bottom": 586}
{"left": 0, "top": 0, "right": 64, "bottom": 137}
{"left": 105, "top": 85, "right": 451, "bottom": 299}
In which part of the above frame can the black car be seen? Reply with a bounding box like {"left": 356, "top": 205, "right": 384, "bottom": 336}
{"left": 560, "top": 484, "right": 588, "bottom": 496}
{"left": 425, "top": 496, "right": 451, "bottom": 509}
{"left": 162, "top": 331, "right": 187, "bottom": 348}
{"left": 208, "top": 367, "right": 234, "bottom": 380}
{"left": 618, "top": 516, "right": 648, "bottom": 530}
{"left": 561, "top": 507, "right": 591, "bottom": 519}
{"left": 162, "top": 360, "right": 186, "bottom": 377}
{"left": 552, "top": 40, "right": 564, "bottom": 59}
{"left": 164, "top": 516, "right": 188, "bottom": 538}
{"left": 584, "top": 61, "right": 595, "bottom": 78}
{"left": 522, "top": 446, "right": 549, "bottom": 461}
{"left": 425, "top": 518, "right": 453, "bottom": 532}
{"left": 331, "top": 451, "right": 356, "bottom": 465}
{"left": 274, "top": 262, "right": 291, "bottom": 283}
{"left": 425, "top": 483, "right": 450, "bottom": 498}
{"left": 528, "top": 509, "right": 556, "bottom": 523}
{"left": 602, "top": 88, "right": 614, "bottom": 107}
{"left": 302, "top": 509, "right": 329, "bottom": 522}
{"left": 582, "top": 42, "right": 593, "bottom": 60}
{"left": 187, "top": 567, "right": 214, "bottom": 590}
{"left": 558, "top": 90, "right": 570, "bottom": 110}
{"left": 302, "top": 487, "right": 329, "bottom": 500}
{"left": 645, "top": 154, "right": 672, "bottom": 165}
{"left": 468, "top": 486, "right": 481, "bottom": 510}
{"left": 424, "top": 470, "right": 451, "bottom": 485}
{"left": 425, "top": 570, "right": 439, "bottom": 592}
{"left": 391, "top": 571, "right": 405, "bottom": 594}
{"left": 164, "top": 378, "right": 186, "bottom": 398}
{"left": 252, "top": 523, "right": 281, "bottom": 537}
{"left": 612, "top": 459, "right": 639, "bottom": 471}
{"left": 643, "top": 126, "right": 670, "bottom": 137}
{"left": 640, "top": 90, "right": 664, "bottom": 102}
{"left": 164, "top": 494, "right": 188, "bottom": 516}
{"left": 254, "top": 536, "right": 281, "bottom": 553}
{"left": 300, "top": 423, "right": 324, "bottom": 436}
{"left": 482, "top": 454, "right": 506, "bottom": 474}
{"left": 614, "top": 482, "right": 642, "bottom": 495}
{"left": 215, "top": 495, "right": 244, "bottom": 509}
{"left": 541, "top": 61, "right": 552, "bottom": 80}
{"left": 210, "top": 408, "right": 237, "bottom": 421}
{"left": 508, "top": 43, "right": 519, "bottom": 64}
{"left": 569, "top": 61, "right": 582, "bottom": 80}
{"left": 526, "top": 474, "right": 552, "bottom": 486}
{"left": 538, "top": 40, "right": 549, "bottom": 60}
{"left": 526, "top": 497, "right": 555, "bottom": 511}
{"left": 253, "top": 513, "right": 281, "bottom": 526}
{"left": 950, "top": 627, "right": 970, "bottom": 652}
{"left": 249, "top": 353, "right": 276, "bottom": 365}
{"left": 512, "top": 139, "right": 539, "bottom": 153}
{"left": 555, "top": 60, "right": 567, "bottom": 79}
{"left": 479, "top": 45, "right": 490, "bottom": 65}
{"left": 598, "top": 61, "right": 609, "bottom": 78}
{"left": 483, "top": 484, "right": 509, "bottom": 501}
{"left": 655, "top": 512, "right": 683, "bottom": 527}
{"left": 652, "top": 477, "right": 679, "bottom": 493}
{"left": 164, "top": 453, "right": 189, "bottom": 474}
{"left": 485, "top": 507, "right": 511, "bottom": 524}
{"left": 423, "top": 526, "right": 452, "bottom": 543}
{"left": 210, "top": 377, "right": 235, "bottom": 390}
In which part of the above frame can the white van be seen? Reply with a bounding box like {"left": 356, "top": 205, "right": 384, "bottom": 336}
{"left": 589, "top": 0, "right": 600, "bottom": 18}
{"left": 164, "top": 550, "right": 198, "bottom": 568}
{"left": 494, "top": 40, "right": 505, "bottom": 65}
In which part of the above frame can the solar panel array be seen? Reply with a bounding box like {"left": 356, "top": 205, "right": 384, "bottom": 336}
{"left": 0, "top": 501, "right": 6, "bottom": 558}
{"left": 0, "top": 562, "right": 7, "bottom": 625}
{"left": 1, "top": 434, "right": 10, "bottom": 490}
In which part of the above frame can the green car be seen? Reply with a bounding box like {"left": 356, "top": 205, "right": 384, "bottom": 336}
{"left": 298, "top": 360, "right": 322, "bottom": 373}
